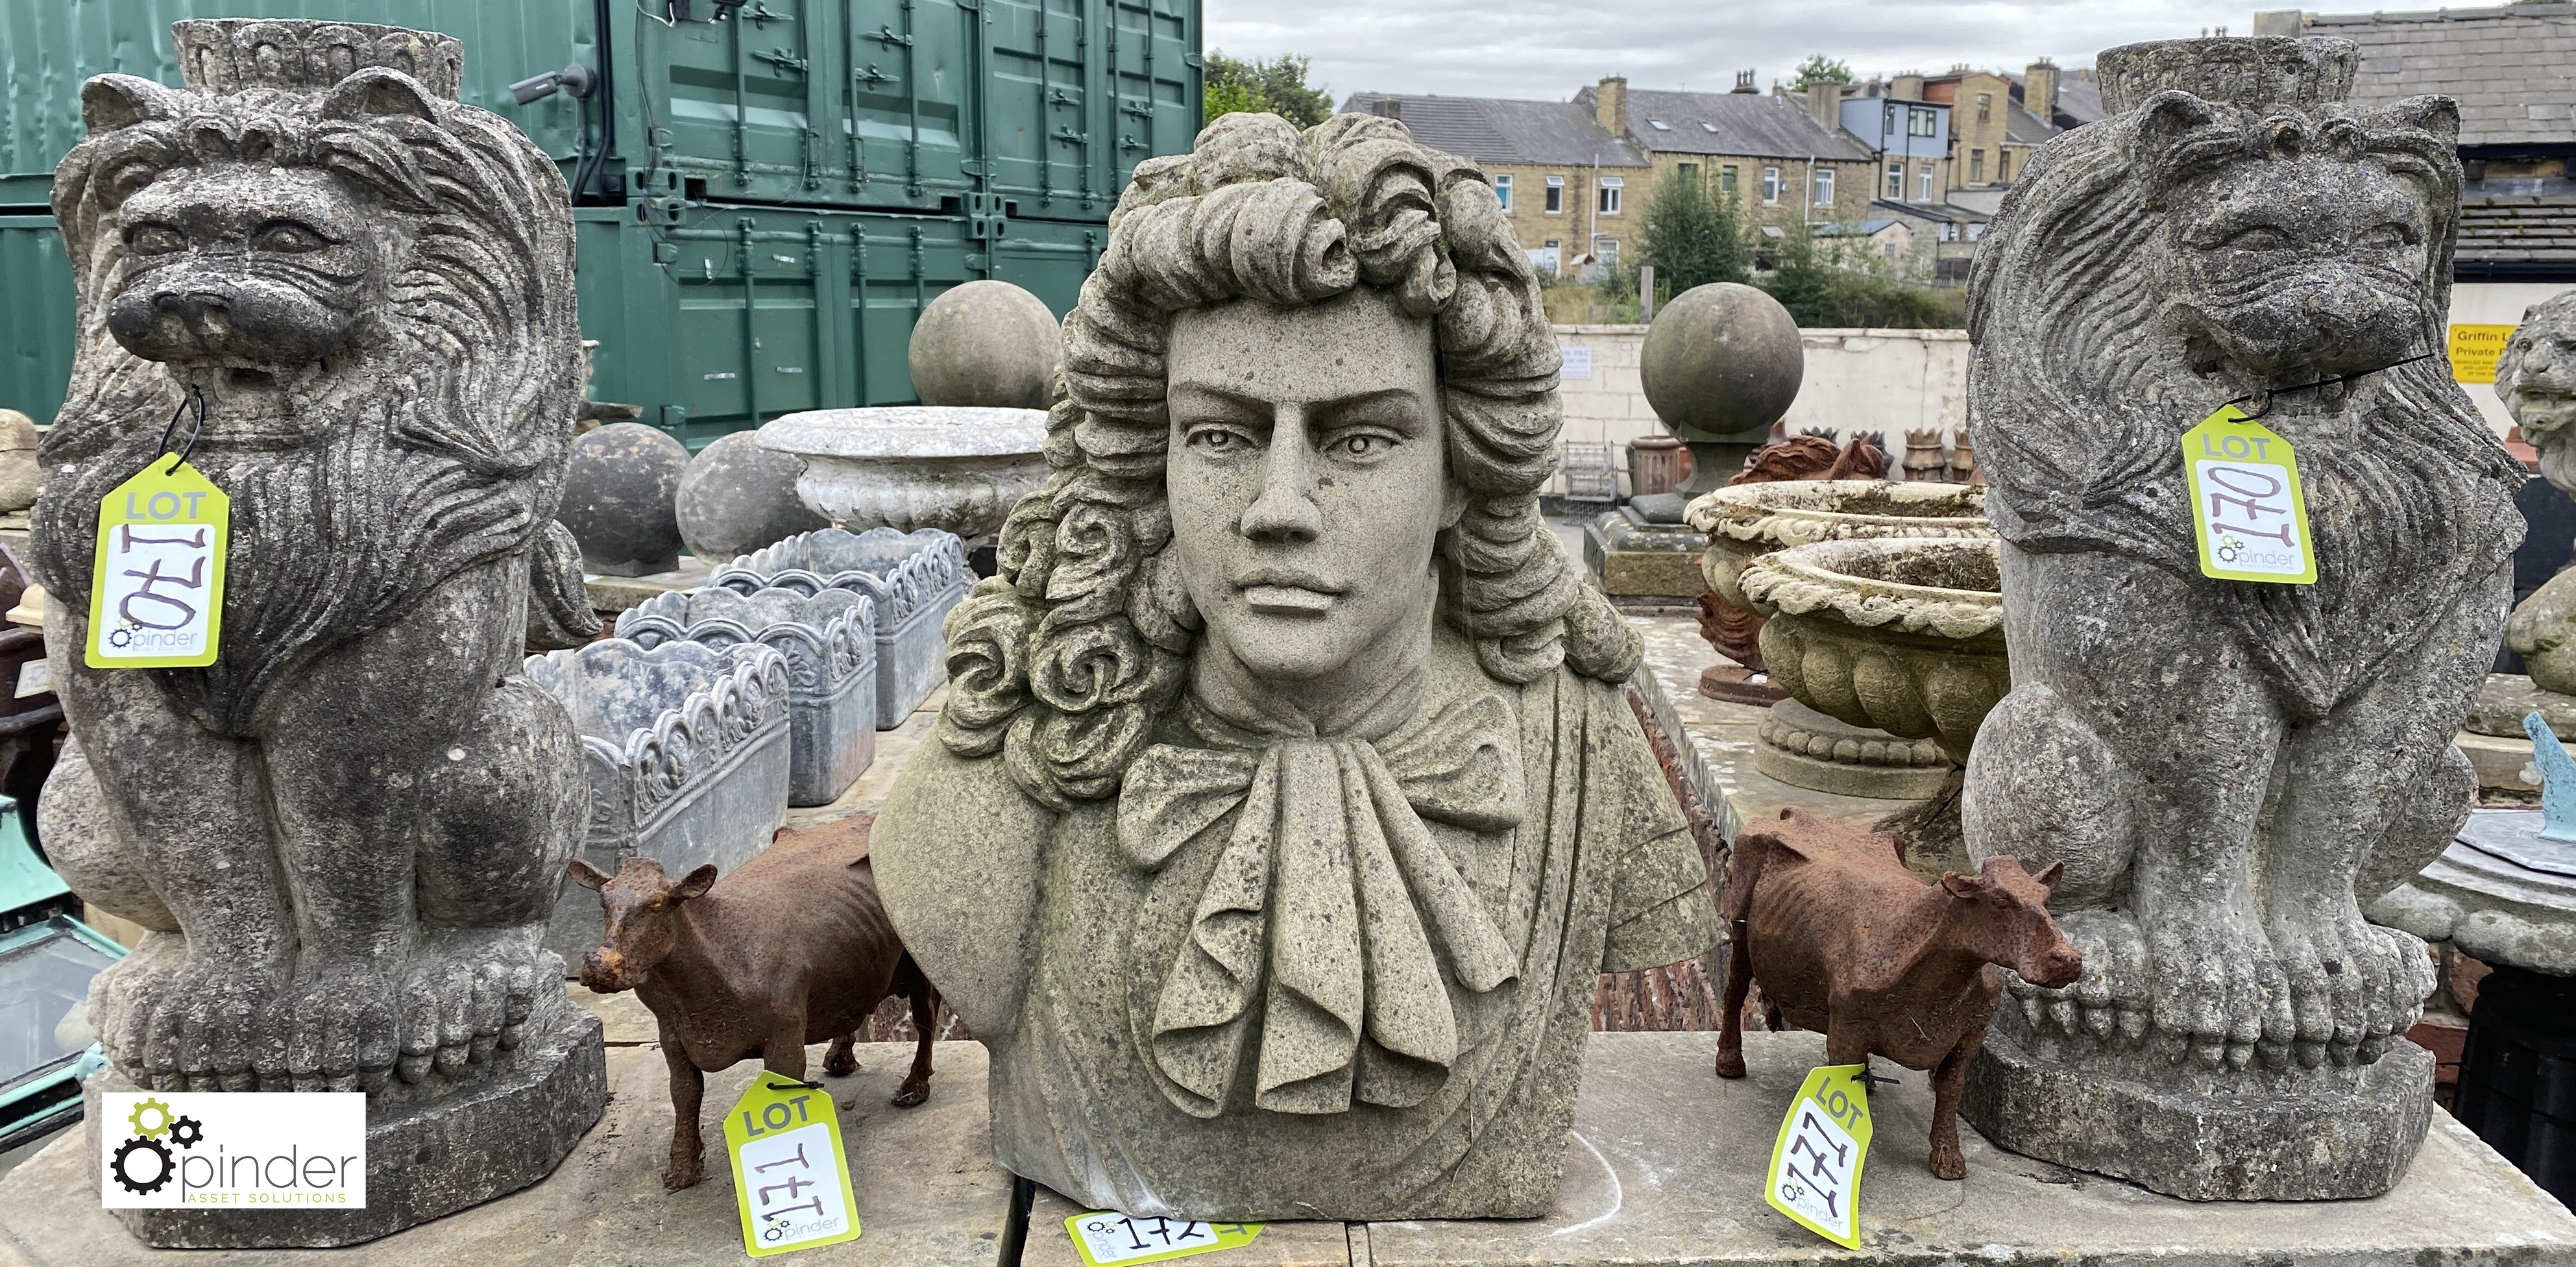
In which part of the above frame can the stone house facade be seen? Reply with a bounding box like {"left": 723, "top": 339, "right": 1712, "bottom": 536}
{"left": 1341, "top": 76, "right": 1879, "bottom": 274}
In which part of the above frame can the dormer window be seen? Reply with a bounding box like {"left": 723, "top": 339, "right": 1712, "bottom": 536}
{"left": 1648, "top": 119, "right": 1671, "bottom": 130}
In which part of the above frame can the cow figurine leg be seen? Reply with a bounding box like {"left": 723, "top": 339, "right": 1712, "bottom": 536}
{"left": 894, "top": 954, "right": 938, "bottom": 1107}
{"left": 825, "top": 1034, "right": 860, "bottom": 1077}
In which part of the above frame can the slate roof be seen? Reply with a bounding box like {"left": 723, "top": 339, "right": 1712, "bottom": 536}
{"left": 1871, "top": 199, "right": 1989, "bottom": 225}
{"left": 2301, "top": 4, "right": 2576, "bottom": 150}
{"left": 1816, "top": 219, "right": 1905, "bottom": 237}
{"left": 2459, "top": 192, "right": 2576, "bottom": 275}
{"left": 1594, "top": 86, "right": 1878, "bottom": 161}
{"left": 1336, "top": 93, "right": 1647, "bottom": 167}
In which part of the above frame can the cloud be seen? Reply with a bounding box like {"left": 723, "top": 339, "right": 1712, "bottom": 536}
{"left": 1208, "top": 0, "right": 2261, "bottom": 102}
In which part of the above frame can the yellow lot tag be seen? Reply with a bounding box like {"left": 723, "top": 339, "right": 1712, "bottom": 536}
{"left": 86, "top": 456, "right": 228, "bottom": 669}
{"left": 1065, "top": 1212, "right": 1263, "bottom": 1266}
{"left": 2183, "top": 405, "right": 2316, "bottom": 585}
{"left": 725, "top": 1077, "right": 859, "bottom": 1257}
{"left": 1765, "top": 1063, "right": 1874, "bottom": 1249}
{"left": 2450, "top": 322, "right": 2517, "bottom": 384}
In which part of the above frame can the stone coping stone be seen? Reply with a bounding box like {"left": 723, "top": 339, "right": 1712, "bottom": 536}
{"left": 1626, "top": 612, "right": 1909, "bottom": 838}
{"left": 1023, "top": 1189, "right": 1353, "bottom": 1267}
{"left": 583, "top": 556, "right": 717, "bottom": 615}
{"left": 1358, "top": 1030, "right": 2576, "bottom": 1267}
{"left": 0, "top": 1040, "right": 1008, "bottom": 1266}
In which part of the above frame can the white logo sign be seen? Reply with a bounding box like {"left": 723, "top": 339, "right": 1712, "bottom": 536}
{"left": 1559, "top": 345, "right": 1594, "bottom": 380}
{"left": 100, "top": 1092, "right": 365, "bottom": 1209}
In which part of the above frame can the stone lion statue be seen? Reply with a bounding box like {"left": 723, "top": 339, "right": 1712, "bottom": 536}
{"left": 33, "top": 18, "right": 600, "bottom": 1123}
{"left": 2494, "top": 292, "right": 2576, "bottom": 692}
{"left": 1958, "top": 36, "right": 2523, "bottom": 1198}
{"left": 873, "top": 112, "right": 1715, "bottom": 1220}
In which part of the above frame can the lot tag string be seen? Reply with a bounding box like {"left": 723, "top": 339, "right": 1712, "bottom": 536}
{"left": 86, "top": 389, "right": 227, "bottom": 669}
{"left": 724, "top": 1076, "right": 860, "bottom": 1257}
{"left": 2182, "top": 350, "right": 2435, "bottom": 587}
{"left": 1764, "top": 1063, "right": 1875, "bottom": 1250}
{"left": 1064, "top": 1212, "right": 1263, "bottom": 1266}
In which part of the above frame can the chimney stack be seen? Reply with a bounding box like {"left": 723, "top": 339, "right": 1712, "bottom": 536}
{"left": 1731, "top": 68, "right": 1758, "bottom": 95}
{"left": 2025, "top": 58, "right": 2058, "bottom": 123}
{"left": 1893, "top": 71, "right": 1926, "bottom": 101}
{"left": 1596, "top": 76, "right": 1628, "bottom": 136}
{"left": 2252, "top": 9, "right": 2308, "bottom": 35}
{"left": 1806, "top": 80, "right": 1843, "bottom": 129}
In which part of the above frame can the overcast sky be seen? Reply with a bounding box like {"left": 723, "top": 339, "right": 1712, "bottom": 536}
{"left": 1206, "top": 0, "right": 2272, "bottom": 103}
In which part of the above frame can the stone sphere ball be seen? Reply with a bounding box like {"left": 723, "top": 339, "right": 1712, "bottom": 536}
{"left": 674, "top": 430, "right": 829, "bottom": 563}
{"left": 1640, "top": 282, "right": 1805, "bottom": 442}
{"left": 907, "top": 280, "right": 1062, "bottom": 408}
{"left": 557, "top": 422, "right": 692, "bottom": 574}
{"left": 0, "top": 409, "right": 37, "bottom": 513}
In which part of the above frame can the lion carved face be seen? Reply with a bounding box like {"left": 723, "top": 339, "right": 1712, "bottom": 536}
{"left": 107, "top": 164, "right": 378, "bottom": 373}
{"left": 2163, "top": 147, "right": 2431, "bottom": 381}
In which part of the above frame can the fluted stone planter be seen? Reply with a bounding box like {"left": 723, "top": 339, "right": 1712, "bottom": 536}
{"left": 525, "top": 639, "right": 792, "bottom": 961}
{"left": 1686, "top": 478, "right": 1991, "bottom": 611}
{"left": 711, "top": 527, "right": 969, "bottom": 728}
{"left": 755, "top": 406, "right": 1048, "bottom": 539}
{"left": 616, "top": 586, "right": 879, "bottom": 807}
{"left": 1740, "top": 537, "right": 2010, "bottom": 765}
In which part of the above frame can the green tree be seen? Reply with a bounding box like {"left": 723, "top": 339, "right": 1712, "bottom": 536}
{"left": 1202, "top": 51, "right": 1335, "bottom": 127}
{"left": 1756, "top": 222, "right": 1960, "bottom": 329}
{"left": 1638, "top": 170, "right": 1753, "bottom": 296}
{"left": 1787, "top": 54, "right": 1855, "bottom": 91}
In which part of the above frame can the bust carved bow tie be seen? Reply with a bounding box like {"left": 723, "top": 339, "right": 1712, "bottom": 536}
{"left": 1116, "top": 692, "right": 1525, "bottom": 1118}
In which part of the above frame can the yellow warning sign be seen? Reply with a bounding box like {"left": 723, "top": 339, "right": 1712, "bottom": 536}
{"left": 2451, "top": 323, "right": 2518, "bottom": 385}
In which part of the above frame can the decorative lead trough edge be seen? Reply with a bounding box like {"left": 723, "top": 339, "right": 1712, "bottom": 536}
{"left": 524, "top": 639, "right": 793, "bottom": 960}
{"left": 616, "top": 587, "right": 880, "bottom": 807}
{"left": 710, "top": 527, "right": 971, "bottom": 728}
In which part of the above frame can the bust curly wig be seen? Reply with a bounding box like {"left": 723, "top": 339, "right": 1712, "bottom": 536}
{"left": 940, "top": 111, "right": 1640, "bottom": 809}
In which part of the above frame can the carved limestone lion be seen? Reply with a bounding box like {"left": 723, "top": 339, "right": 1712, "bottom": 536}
{"left": 1960, "top": 36, "right": 2521, "bottom": 1198}
{"left": 2494, "top": 291, "right": 2576, "bottom": 693}
{"left": 34, "top": 20, "right": 601, "bottom": 1103}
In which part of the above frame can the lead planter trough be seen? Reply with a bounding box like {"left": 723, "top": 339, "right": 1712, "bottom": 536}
{"left": 712, "top": 527, "right": 969, "bottom": 728}
{"left": 755, "top": 406, "right": 1049, "bottom": 539}
{"left": 525, "top": 639, "right": 792, "bottom": 960}
{"left": 616, "top": 587, "right": 879, "bottom": 807}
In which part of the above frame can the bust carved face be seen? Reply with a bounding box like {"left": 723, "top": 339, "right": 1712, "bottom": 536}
{"left": 1166, "top": 289, "right": 1459, "bottom": 700}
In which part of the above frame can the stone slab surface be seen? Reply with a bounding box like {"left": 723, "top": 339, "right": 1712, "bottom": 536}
{"left": 1361, "top": 1030, "right": 2576, "bottom": 1267}
{"left": 1023, "top": 1189, "right": 1351, "bottom": 1267}
{"left": 1627, "top": 613, "right": 1912, "bottom": 841}
{"left": 0, "top": 1040, "right": 1007, "bottom": 1267}
{"left": 2462, "top": 727, "right": 2540, "bottom": 793}
{"left": 582, "top": 556, "right": 716, "bottom": 615}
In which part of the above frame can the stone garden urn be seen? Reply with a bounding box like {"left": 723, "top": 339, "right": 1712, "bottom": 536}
{"left": 1738, "top": 537, "right": 2010, "bottom": 872}
{"left": 616, "top": 586, "right": 879, "bottom": 807}
{"left": 1686, "top": 480, "right": 1994, "bottom": 795}
{"left": 711, "top": 527, "right": 971, "bottom": 728}
{"left": 755, "top": 406, "right": 1048, "bottom": 539}
{"left": 525, "top": 639, "right": 793, "bottom": 959}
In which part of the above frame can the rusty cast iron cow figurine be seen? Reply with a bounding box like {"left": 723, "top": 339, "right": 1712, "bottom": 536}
{"left": 1717, "top": 809, "right": 2080, "bottom": 1179}
{"left": 570, "top": 818, "right": 939, "bottom": 1189}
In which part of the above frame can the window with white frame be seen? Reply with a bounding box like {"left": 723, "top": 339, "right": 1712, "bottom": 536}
{"left": 1811, "top": 168, "right": 1834, "bottom": 206}
{"left": 1597, "top": 176, "right": 1622, "bottom": 215}
{"left": 1762, "top": 166, "right": 1782, "bottom": 204}
{"left": 1721, "top": 164, "right": 1738, "bottom": 192}
{"left": 1494, "top": 173, "right": 1513, "bottom": 210}
{"left": 1917, "top": 164, "right": 1934, "bottom": 201}
{"left": 1544, "top": 174, "right": 1564, "bottom": 214}
{"left": 1885, "top": 163, "right": 1902, "bottom": 199}
{"left": 1598, "top": 237, "right": 1620, "bottom": 268}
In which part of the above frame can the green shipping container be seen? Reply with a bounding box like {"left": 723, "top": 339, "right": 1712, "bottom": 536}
{"left": 0, "top": 0, "right": 1200, "bottom": 435}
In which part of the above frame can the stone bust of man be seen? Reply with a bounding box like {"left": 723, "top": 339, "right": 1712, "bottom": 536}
{"left": 873, "top": 112, "right": 1716, "bottom": 1221}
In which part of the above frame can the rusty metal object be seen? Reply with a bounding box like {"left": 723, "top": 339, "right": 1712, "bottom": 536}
{"left": 1698, "top": 658, "right": 1790, "bottom": 705}
{"left": 1715, "top": 808, "right": 2080, "bottom": 1180}
{"left": 569, "top": 814, "right": 940, "bottom": 1190}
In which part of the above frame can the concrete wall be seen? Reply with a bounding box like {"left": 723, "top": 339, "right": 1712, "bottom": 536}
{"left": 1549, "top": 324, "right": 1970, "bottom": 493}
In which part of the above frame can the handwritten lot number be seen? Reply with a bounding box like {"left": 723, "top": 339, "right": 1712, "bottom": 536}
{"left": 723, "top": 1079, "right": 860, "bottom": 1256}
{"left": 2183, "top": 405, "right": 2316, "bottom": 585}
{"left": 1765, "top": 1063, "right": 1875, "bottom": 1249}
{"left": 1065, "top": 1212, "right": 1263, "bottom": 1266}
{"left": 86, "top": 457, "right": 228, "bottom": 669}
